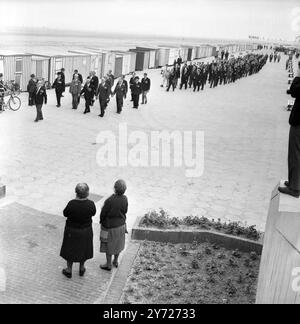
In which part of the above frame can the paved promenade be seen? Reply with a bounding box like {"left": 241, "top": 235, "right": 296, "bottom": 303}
{"left": 0, "top": 55, "right": 290, "bottom": 230}
{"left": 0, "top": 54, "right": 294, "bottom": 303}
{"left": 0, "top": 203, "right": 113, "bottom": 303}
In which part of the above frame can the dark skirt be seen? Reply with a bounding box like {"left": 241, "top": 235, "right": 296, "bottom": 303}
{"left": 288, "top": 125, "right": 300, "bottom": 191}
{"left": 60, "top": 225, "right": 93, "bottom": 262}
{"left": 100, "top": 224, "right": 126, "bottom": 255}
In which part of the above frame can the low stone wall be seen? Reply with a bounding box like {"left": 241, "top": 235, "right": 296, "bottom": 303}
{"left": 131, "top": 217, "right": 263, "bottom": 255}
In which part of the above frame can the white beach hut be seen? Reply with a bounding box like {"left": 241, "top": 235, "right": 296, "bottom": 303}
{"left": 0, "top": 50, "right": 34, "bottom": 91}
{"left": 155, "top": 48, "right": 170, "bottom": 67}
{"left": 135, "top": 47, "right": 157, "bottom": 69}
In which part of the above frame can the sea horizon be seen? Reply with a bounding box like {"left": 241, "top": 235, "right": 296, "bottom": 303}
{"left": 0, "top": 26, "right": 271, "bottom": 55}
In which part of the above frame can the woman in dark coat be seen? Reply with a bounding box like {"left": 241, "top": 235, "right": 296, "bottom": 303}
{"left": 60, "top": 183, "right": 96, "bottom": 278}
{"left": 99, "top": 180, "right": 128, "bottom": 271}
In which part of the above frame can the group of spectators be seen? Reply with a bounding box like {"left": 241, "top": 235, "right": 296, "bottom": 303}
{"left": 26, "top": 69, "right": 151, "bottom": 122}
{"left": 161, "top": 53, "right": 269, "bottom": 92}
{"left": 60, "top": 179, "right": 129, "bottom": 277}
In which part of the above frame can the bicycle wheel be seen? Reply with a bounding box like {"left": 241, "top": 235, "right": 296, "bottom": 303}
{"left": 8, "top": 96, "right": 21, "bottom": 111}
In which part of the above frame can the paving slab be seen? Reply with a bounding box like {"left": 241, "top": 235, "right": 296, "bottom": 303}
{"left": 0, "top": 203, "right": 112, "bottom": 304}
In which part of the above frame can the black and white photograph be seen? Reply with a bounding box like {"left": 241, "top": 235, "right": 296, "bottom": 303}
{"left": 0, "top": 0, "right": 300, "bottom": 308}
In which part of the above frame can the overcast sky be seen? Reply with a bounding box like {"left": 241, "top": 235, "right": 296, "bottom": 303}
{"left": 0, "top": 0, "right": 299, "bottom": 41}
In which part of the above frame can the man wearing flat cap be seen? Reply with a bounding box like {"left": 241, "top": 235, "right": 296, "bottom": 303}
{"left": 27, "top": 74, "right": 37, "bottom": 106}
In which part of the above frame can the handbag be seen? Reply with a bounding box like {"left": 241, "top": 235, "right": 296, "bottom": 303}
{"left": 100, "top": 226, "right": 108, "bottom": 243}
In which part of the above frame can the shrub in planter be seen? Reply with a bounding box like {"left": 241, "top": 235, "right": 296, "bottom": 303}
{"left": 140, "top": 209, "right": 262, "bottom": 241}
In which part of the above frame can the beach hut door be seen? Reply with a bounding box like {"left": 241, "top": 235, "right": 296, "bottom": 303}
{"left": 55, "top": 58, "right": 63, "bottom": 74}
{"left": 15, "top": 57, "right": 23, "bottom": 88}
{"left": 114, "top": 56, "right": 123, "bottom": 78}
{"left": 14, "top": 74, "right": 21, "bottom": 88}
{"left": 36, "top": 61, "right": 43, "bottom": 78}
{"left": 187, "top": 48, "right": 192, "bottom": 61}
{"left": 0, "top": 59, "right": 3, "bottom": 74}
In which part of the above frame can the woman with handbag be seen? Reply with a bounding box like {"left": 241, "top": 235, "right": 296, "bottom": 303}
{"left": 60, "top": 183, "right": 96, "bottom": 278}
{"left": 99, "top": 180, "right": 128, "bottom": 271}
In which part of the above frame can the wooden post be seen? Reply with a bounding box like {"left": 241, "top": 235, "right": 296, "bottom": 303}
{"left": 256, "top": 181, "right": 300, "bottom": 304}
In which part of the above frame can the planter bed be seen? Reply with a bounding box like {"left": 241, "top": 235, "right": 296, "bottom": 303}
{"left": 121, "top": 240, "right": 260, "bottom": 304}
{"left": 132, "top": 210, "right": 263, "bottom": 254}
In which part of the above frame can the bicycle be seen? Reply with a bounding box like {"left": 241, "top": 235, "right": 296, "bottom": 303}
{"left": 0, "top": 91, "right": 21, "bottom": 112}
{"left": 6, "top": 80, "right": 21, "bottom": 96}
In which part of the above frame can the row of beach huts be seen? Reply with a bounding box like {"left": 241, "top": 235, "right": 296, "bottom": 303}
{"left": 0, "top": 42, "right": 258, "bottom": 91}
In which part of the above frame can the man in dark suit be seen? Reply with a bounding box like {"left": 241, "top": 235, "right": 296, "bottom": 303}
{"left": 80, "top": 78, "right": 93, "bottom": 114}
{"left": 174, "top": 63, "right": 181, "bottom": 88}
{"left": 279, "top": 64, "right": 300, "bottom": 197}
{"left": 193, "top": 69, "right": 201, "bottom": 92}
{"left": 33, "top": 80, "right": 47, "bottom": 122}
{"left": 225, "top": 51, "right": 229, "bottom": 61}
{"left": 97, "top": 77, "right": 110, "bottom": 117}
{"left": 221, "top": 50, "right": 225, "bottom": 60}
{"left": 131, "top": 76, "right": 142, "bottom": 108}
{"left": 89, "top": 71, "right": 99, "bottom": 106}
{"left": 107, "top": 70, "right": 115, "bottom": 95}
{"left": 73, "top": 70, "right": 83, "bottom": 84}
{"left": 122, "top": 75, "right": 128, "bottom": 98}
{"left": 166, "top": 68, "right": 176, "bottom": 92}
{"left": 188, "top": 65, "right": 196, "bottom": 89}
{"left": 52, "top": 73, "right": 64, "bottom": 107}
{"left": 200, "top": 65, "right": 208, "bottom": 90}
{"left": 112, "top": 75, "right": 128, "bottom": 114}
{"left": 180, "top": 65, "right": 189, "bottom": 90}
{"left": 129, "top": 72, "right": 136, "bottom": 101}
{"left": 27, "top": 74, "right": 37, "bottom": 106}
{"left": 141, "top": 73, "right": 151, "bottom": 104}
{"left": 72, "top": 70, "right": 83, "bottom": 104}
{"left": 60, "top": 68, "right": 66, "bottom": 96}
{"left": 177, "top": 56, "right": 183, "bottom": 66}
